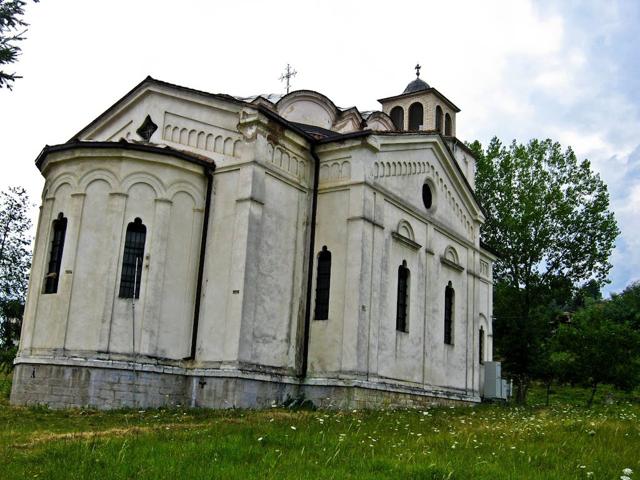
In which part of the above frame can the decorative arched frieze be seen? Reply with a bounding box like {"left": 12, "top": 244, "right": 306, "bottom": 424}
{"left": 318, "top": 159, "right": 351, "bottom": 183}
{"left": 162, "top": 121, "right": 241, "bottom": 158}
{"left": 267, "top": 143, "right": 308, "bottom": 182}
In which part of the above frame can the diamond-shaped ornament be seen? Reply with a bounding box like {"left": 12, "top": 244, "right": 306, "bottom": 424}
{"left": 136, "top": 115, "right": 158, "bottom": 141}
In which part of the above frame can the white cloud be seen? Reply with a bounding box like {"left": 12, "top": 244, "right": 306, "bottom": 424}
{"left": 0, "top": 0, "right": 639, "bottom": 293}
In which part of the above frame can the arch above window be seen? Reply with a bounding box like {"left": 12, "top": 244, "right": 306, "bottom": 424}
{"left": 390, "top": 106, "right": 404, "bottom": 131}
{"left": 392, "top": 220, "right": 421, "bottom": 250}
{"left": 444, "top": 113, "right": 452, "bottom": 136}
{"left": 408, "top": 102, "right": 423, "bottom": 131}
{"left": 441, "top": 245, "right": 464, "bottom": 271}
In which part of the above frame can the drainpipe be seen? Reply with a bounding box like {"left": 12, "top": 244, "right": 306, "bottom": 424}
{"left": 300, "top": 145, "right": 320, "bottom": 378}
{"left": 187, "top": 165, "right": 214, "bottom": 360}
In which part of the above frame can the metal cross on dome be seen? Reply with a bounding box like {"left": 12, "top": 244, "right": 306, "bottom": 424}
{"left": 279, "top": 64, "right": 297, "bottom": 94}
{"left": 415, "top": 63, "right": 421, "bottom": 78}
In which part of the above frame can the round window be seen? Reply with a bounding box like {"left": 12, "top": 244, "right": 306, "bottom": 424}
{"left": 422, "top": 183, "right": 433, "bottom": 209}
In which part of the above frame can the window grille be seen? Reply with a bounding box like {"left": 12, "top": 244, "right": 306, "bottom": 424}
{"left": 444, "top": 281, "right": 454, "bottom": 344}
{"left": 396, "top": 260, "right": 410, "bottom": 332}
{"left": 43, "top": 213, "right": 67, "bottom": 294}
{"left": 314, "top": 246, "right": 331, "bottom": 320}
{"left": 119, "top": 218, "right": 146, "bottom": 299}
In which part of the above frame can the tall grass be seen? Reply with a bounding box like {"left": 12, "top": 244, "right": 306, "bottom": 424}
{"left": 1, "top": 379, "right": 638, "bottom": 479}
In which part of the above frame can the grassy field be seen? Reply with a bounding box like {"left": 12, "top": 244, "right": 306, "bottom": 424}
{"left": 1, "top": 374, "right": 639, "bottom": 480}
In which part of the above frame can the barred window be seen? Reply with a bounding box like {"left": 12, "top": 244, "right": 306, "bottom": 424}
{"left": 119, "top": 218, "right": 146, "bottom": 299}
{"left": 43, "top": 213, "right": 67, "bottom": 294}
{"left": 479, "top": 326, "right": 485, "bottom": 364}
{"left": 314, "top": 246, "right": 331, "bottom": 320}
{"left": 396, "top": 260, "right": 410, "bottom": 332}
{"left": 444, "top": 281, "right": 454, "bottom": 344}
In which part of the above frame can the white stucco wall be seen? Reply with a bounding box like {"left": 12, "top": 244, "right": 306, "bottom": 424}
{"left": 21, "top": 149, "right": 206, "bottom": 361}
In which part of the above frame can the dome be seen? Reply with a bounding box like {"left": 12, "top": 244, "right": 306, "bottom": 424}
{"left": 403, "top": 77, "right": 430, "bottom": 94}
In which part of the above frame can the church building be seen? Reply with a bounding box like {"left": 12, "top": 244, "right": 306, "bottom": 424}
{"left": 11, "top": 68, "right": 497, "bottom": 409}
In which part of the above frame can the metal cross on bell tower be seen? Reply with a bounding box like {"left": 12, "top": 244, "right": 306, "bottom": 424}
{"left": 415, "top": 63, "right": 422, "bottom": 78}
{"left": 279, "top": 63, "right": 297, "bottom": 94}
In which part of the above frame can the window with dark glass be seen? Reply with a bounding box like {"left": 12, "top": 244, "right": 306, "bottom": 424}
{"left": 390, "top": 106, "right": 404, "bottom": 131}
{"left": 445, "top": 113, "right": 452, "bottom": 136}
{"left": 43, "top": 213, "right": 67, "bottom": 294}
{"left": 408, "top": 102, "right": 423, "bottom": 131}
{"left": 119, "top": 218, "right": 146, "bottom": 299}
{"left": 314, "top": 246, "right": 331, "bottom": 320}
{"left": 435, "top": 105, "right": 443, "bottom": 133}
{"left": 479, "top": 326, "right": 485, "bottom": 364}
{"left": 422, "top": 183, "right": 433, "bottom": 209}
{"left": 396, "top": 260, "right": 410, "bottom": 332}
{"left": 444, "top": 281, "right": 454, "bottom": 344}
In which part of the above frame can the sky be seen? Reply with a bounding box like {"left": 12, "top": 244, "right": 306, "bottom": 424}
{"left": 1, "top": 0, "right": 638, "bottom": 296}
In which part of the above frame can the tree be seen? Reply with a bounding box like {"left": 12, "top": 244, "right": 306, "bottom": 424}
{"left": 554, "top": 301, "right": 640, "bottom": 407}
{"left": 470, "top": 138, "right": 619, "bottom": 402}
{"left": 0, "top": 0, "right": 38, "bottom": 90}
{"left": 0, "top": 186, "right": 32, "bottom": 369}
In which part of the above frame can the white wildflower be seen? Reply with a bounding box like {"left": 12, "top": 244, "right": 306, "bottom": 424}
{"left": 623, "top": 469, "right": 633, "bottom": 476}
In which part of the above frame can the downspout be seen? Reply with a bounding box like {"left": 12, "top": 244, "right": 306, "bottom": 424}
{"left": 188, "top": 165, "right": 214, "bottom": 360}
{"left": 300, "top": 145, "right": 320, "bottom": 378}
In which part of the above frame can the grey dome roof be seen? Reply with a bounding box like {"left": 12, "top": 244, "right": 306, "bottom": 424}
{"left": 403, "top": 77, "right": 430, "bottom": 94}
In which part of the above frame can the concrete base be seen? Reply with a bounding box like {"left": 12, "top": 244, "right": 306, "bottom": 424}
{"left": 10, "top": 361, "right": 478, "bottom": 410}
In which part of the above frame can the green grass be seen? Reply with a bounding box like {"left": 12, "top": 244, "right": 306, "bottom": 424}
{"left": 1, "top": 375, "right": 639, "bottom": 479}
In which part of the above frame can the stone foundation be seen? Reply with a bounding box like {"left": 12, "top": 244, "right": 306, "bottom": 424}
{"left": 10, "top": 362, "right": 478, "bottom": 410}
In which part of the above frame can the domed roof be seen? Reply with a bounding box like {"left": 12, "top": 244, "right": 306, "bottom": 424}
{"left": 403, "top": 77, "right": 430, "bottom": 94}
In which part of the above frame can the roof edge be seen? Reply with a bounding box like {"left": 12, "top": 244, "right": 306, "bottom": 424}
{"left": 377, "top": 87, "right": 461, "bottom": 113}
{"left": 35, "top": 140, "right": 216, "bottom": 171}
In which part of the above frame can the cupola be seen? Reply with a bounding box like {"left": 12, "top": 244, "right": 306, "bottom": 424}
{"left": 378, "top": 64, "right": 460, "bottom": 136}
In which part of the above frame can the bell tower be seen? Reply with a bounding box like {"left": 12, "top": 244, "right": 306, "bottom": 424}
{"left": 378, "top": 65, "right": 460, "bottom": 136}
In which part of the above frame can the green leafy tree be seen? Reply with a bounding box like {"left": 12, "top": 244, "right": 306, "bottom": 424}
{"left": 0, "top": 186, "right": 32, "bottom": 370}
{"left": 554, "top": 302, "right": 640, "bottom": 407}
{"left": 0, "top": 0, "right": 39, "bottom": 90}
{"left": 470, "top": 138, "right": 619, "bottom": 402}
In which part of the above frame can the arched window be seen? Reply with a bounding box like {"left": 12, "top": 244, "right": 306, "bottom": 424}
{"left": 119, "top": 218, "right": 146, "bottom": 299}
{"left": 43, "top": 212, "right": 67, "bottom": 294}
{"left": 444, "top": 113, "right": 452, "bottom": 136}
{"left": 479, "top": 326, "right": 485, "bottom": 364}
{"left": 314, "top": 246, "right": 331, "bottom": 320}
{"left": 422, "top": 183, "right": 433, "bottom": 209}
{"left": 408, "top": 102, "right": 423, "bottom": 131}
{"left": 390, "top": 106, "right": 404, "bottom": 131}
{"left": 396, "top": 260, "right": 410, "bottom": 332}
{"left": 435, "top": 105, "right": 443, "bottom": 133}
{"left": 444, "top": 281, "right": 454, "bottom": 344}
